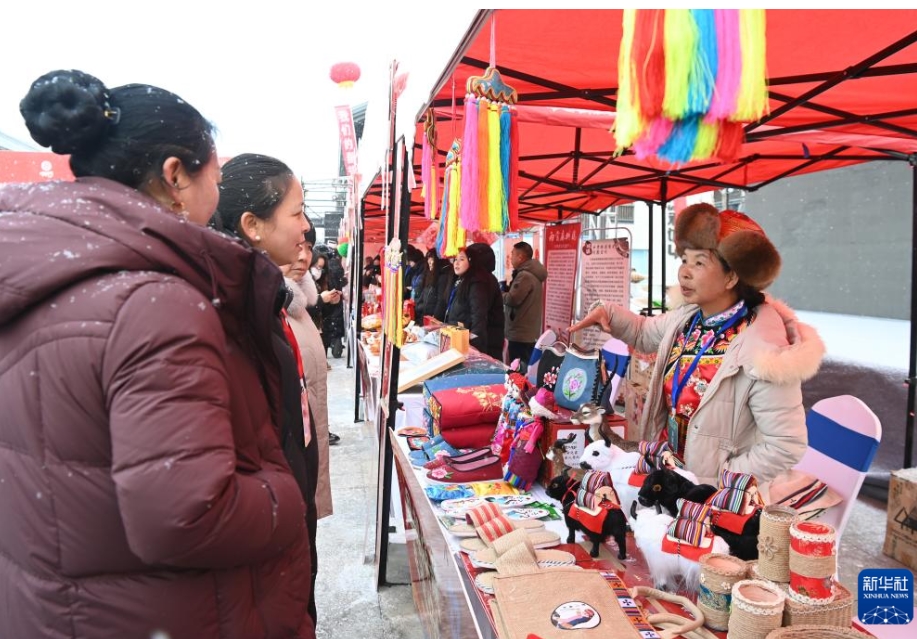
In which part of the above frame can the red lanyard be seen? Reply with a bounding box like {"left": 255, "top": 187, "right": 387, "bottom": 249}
{"left": 280, "top": 310, "right": 305, "bottom": 379}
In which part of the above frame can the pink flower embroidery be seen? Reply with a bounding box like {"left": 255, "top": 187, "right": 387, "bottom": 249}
{"left": 431, "top": 467, "right": 450, "bottom": 479}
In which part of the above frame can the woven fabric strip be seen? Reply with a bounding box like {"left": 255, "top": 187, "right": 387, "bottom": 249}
{"left": 477, "top": 514, "right": 515, "bottom": 544}
{"left": 709, "top": 469, "right": 756, "bottom": 513}
{"left": 576, "top": 470, "right": 613, "bottom": 508}
{"left": 465, "top": 502, "right": 501, "bottom": 527}
{"left": 635, "top": 441, "right": 678, "bottom": 473}
{"left": 668, "top": 498, "right": 712, "bottom": 546}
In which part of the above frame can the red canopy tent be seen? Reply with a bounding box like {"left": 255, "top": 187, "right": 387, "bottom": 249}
{"left": 410, "top": 9, "right": 917, "bottom": 222}
{"left": 0, "top": 151, "right": 74, "bottom": 182}
{"left": 358, "top": 9, "right": 917, "bottom": 466}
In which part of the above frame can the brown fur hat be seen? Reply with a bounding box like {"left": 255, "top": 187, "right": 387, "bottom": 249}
{"left": 674, "top": 203, "right": 781, "bottom": 290}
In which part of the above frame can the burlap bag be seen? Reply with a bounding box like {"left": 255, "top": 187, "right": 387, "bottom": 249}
{"left": 491, "top": 568, "right": 642, "bottom": 639}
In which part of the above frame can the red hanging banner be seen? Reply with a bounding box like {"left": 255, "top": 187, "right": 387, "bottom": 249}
{"left": 334, "top": 105, "right": 359, "bottom": 177}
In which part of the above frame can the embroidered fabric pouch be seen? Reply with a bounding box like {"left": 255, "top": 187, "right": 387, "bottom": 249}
{"left": 554, "top": 345, "right": 601, "bottom": 411}
{"left": 535, "top": 343, "right": 566, "bottom": 392}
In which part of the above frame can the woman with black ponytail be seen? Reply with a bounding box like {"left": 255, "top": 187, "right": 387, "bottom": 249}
{"left": 0, "top": 71, "right": 315, "bottom": 638}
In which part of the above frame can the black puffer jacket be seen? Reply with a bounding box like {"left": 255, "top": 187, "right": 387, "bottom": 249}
{"left": 443, "top": 244, "right": 504, "bottom": 359}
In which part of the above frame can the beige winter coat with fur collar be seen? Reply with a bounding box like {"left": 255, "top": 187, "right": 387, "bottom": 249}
{"left": 605, "top": 297, "right": 825, "bottom": 486}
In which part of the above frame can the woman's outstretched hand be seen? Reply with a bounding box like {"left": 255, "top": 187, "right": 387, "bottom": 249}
{"left": 568, "top": 303, "right": 611, "bottom": 336}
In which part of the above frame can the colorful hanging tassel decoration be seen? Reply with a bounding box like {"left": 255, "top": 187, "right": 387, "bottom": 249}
{"left": 421, "top": 109, "right": 439, "bottom": 220}
{"left": 382, "top": 238, "right": 404, "bottom": 347}
{"left": 614, "top": 8, "right": 768, "bottom": 165}
{"left": 454, "top": 67, "right": 518, "bottom": 238}
{"left": 436, "top": 140, "right": 465, "bottom": 258}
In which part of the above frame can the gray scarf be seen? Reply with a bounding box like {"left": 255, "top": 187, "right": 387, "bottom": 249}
{"left": 285, "top": 275, "right": 318, "bottom": 320}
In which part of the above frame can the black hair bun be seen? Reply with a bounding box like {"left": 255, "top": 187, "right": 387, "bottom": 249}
{"left": 19, "top": 70, "right": 111, "bottom": 155}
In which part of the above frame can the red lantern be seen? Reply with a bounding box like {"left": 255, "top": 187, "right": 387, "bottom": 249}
{"left": 330, "top": 62, "right": 361, "bottom": 89}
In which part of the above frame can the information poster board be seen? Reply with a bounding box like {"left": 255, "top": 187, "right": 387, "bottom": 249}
{"left": 576, "top": 237, "right": 631, "bottom": 352}
{"left": 542, "top": 223, "right": 581, "bottom": 335}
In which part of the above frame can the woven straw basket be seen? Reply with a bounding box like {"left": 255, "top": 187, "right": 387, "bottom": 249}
{"left": 765, "top": 624, "right": 868, "bottom": 639}
{"left": 783, "top": 583, "right": 853, "bottom": 627}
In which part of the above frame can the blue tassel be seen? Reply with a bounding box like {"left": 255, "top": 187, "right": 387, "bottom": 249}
{"left": 436, "top": 169, "right": 451, "bottom": 255}
{"left": 687, "top": 9, "right": 718, "bottom": 116}
{"left": 658, "top": 117, "right": 701, "bottom": 164}
{"left": 500, "top": 105, "right": 512, "bottom": 232}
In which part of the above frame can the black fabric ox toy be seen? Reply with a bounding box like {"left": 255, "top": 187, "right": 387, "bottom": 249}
{"left": 637, "top": 466, "right": 761, "bottom": 560}
{"left": 546, "top": 471, "right": 628, "bottom": 559}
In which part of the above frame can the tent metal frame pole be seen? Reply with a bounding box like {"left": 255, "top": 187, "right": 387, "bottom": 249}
{"left": 660, "top": 179, "right": 668, "bottom": 314}
{"left": 907, "top": 159, "right": 917, "bottom": 469}
{"left": 647, "top": 199, "right": 655, "bottom": 316}
{"left": 354, "top": 196, "right": 366, "bottom": 424}
{"left": 748, "top": 28, "right": 917, "bottom": 133}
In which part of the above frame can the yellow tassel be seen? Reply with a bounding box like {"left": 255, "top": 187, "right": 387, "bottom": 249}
{"left": 487, "top": 102, "right": 503, "bottom": 232}
{"left": 614, "top": 8, "right": 643, "bottom": 151}
{"left": 691, "top": 119, "right": 719, "bottom": 160}
{"left": 446, "top": 163, "right": 463, "bottom": 256}
{"left": 734, "top": 9, "right": 768, "bottom": 121}
{"left": 662, "top": 9, "right": 698, "bottom": 120}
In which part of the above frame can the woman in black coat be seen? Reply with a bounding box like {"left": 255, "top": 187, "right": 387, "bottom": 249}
{"left": 310, "top": 251, "right": 346, "bottom": 358}
{"left": 415, "top": 249, "right": 443, "bottom": 323}
{"left": 443, "top": 243, "right": 505, "bottom": 360}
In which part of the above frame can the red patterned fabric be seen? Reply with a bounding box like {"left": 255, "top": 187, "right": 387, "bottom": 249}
{"left": 430, "top": 384, "right": 504, "bottom": 429}
{"left": 661, "top": 303, "right": 752, "bottom": 453}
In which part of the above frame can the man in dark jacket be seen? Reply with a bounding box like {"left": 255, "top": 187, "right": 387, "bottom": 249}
{"left": 502, "top": 241, "right": 548, "bottom": 370}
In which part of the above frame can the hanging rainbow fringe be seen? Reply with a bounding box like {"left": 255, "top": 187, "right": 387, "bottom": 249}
{"left": 614, "top": 8, "right": 768, "bottom": 165}
{"left": 436, "top": 140, "right": 466, "bottom": 258}
{"left": 456, "top": 67, "right": 519, "bottom": 236}
{"left": 421, "top": 109, "right": 439, "bottom": 220}
{"left": 382, "top": 238, "right": 404, "bottom": 347}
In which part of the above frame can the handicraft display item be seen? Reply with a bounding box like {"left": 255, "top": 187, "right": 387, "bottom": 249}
{"left": 615, "top": 9, "right": 768, "bottom": 164}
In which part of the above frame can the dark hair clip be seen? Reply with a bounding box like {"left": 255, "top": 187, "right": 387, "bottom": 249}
{"left": 103, "top": 106, "right": 121, "bottom": 125}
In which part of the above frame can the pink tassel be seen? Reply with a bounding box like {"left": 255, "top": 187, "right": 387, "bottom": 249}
{"left": 459, "top": 96, "right": 479, "bottom": 231}
{"left": 633, "top": 117, "right": 674, "bottom": 159}
{"left": 421, "top": 135, "right": 433, "bottom": 219}
{"left": 706, "top": 9, "right": 741, "bottom": 122}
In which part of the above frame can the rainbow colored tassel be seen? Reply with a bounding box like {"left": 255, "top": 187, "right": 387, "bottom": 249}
{"left": 616, "top": 8, "right": 768, "bottom": 165}
{"left": 455, "top": 73, "right": 519, "bottom": 238}
{"left": 437, "top": 140, "right": 463, "bottom": 257}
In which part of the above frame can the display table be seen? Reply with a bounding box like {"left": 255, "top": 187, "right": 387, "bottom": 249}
{"left": 356, "top": 339, "right": 381, "bottom": 421}
{"left": 389, "top": 432, "right": 878, "bottom": 639}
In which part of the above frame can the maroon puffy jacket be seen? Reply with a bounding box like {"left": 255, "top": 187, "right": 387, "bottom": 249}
{"left": 0, "top": 178, "right": 315, "bottom": 639}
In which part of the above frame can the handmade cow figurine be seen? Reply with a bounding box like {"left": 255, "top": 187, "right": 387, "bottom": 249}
{"left": 637, "top": 467, "right": 761, "bottom": 560}
{"left": 578, "top": 430, "right": 642, "bottom": 521}
{"left": 546, "top": 471, "right": 628, "bottom": 559}
{"left": 630, "top": 498, "right": 731, "bottom": 592}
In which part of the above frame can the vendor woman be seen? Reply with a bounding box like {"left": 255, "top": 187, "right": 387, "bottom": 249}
{"left": 570, "top": 204, "right": 825, "bottom": 485}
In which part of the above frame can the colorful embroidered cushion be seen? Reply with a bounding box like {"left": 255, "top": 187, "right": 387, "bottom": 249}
{"left": 576, "top": 471, "right": 618, "bottom": 510}
{"left": 667, "top": 498, "right": 712, "bottom": 547}
{"left": 634, "top": 440, "right": 683, "bottom": 474}
{"left": 429, "top": 384, "right": 504, "bottom": 429}
{"left": 423, "top": 372, "right": 505, "bottom": 409}
{"left": 708, "top": 469, "right": 758, "bottom": 514}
